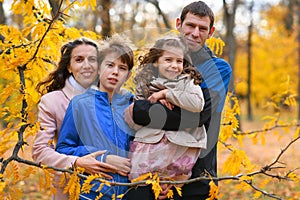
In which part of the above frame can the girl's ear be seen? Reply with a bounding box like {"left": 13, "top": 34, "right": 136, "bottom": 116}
{"left": 153, "top": 61, "right": 158, "bottom": 68}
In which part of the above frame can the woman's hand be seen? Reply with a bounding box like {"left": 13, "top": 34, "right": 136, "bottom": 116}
{"left": 75, "top": 150, "right": 117, "bottom": 179}
{"left": 106, "top": 155, "right": 131, "bottom": 176}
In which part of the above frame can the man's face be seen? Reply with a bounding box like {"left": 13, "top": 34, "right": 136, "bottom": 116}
{"left": 176, "top": 12, "right": 215, "bottom": 52}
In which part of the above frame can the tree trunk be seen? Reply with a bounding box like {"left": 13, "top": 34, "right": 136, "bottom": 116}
{"left": 0, "top": 2, "right": 6, "bottom": 24}
{"left": 222, "top": 0, "right": 242, "bottom": 129}
{"left": 247, "top": 1, "right": 254, "bottom": 121}
{"left": 48, "top": 0, "right": 59, "bottom": 18}
{"left": 222, "top": 0, "right": 239, "bottom": 93}
{"left": 146, "top": 0, "right": 171, "bottom": 29}
{"left": 297, "top": 0, "right": 300, "bottom": 122}
{"left": 99, "top": 0, "right": 111, "bottom": 38}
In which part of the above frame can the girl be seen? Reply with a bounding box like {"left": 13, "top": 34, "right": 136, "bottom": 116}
{"left": 127, "top": 36, "right": 207, "bottom": 199}
{"left": 55, "top": 36, "right": 135, "bottom": 200}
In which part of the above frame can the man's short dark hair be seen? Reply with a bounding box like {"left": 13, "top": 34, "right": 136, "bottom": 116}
{"left": 180, "top": 1, "right": 215, "bottom": 30}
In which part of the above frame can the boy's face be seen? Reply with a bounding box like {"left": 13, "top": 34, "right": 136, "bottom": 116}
{"left": 176, "top": 12, "right": 215, "bottom": 52}
{"left": 98, "top": 52, "right": 131, "bottom": 95}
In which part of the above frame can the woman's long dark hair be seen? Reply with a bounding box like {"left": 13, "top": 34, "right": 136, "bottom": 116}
{"left": 36, "top": 37, "right": 99, "bottom": 95}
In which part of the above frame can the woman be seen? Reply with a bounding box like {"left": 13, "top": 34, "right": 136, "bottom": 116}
{"left": 32, "top": 37, "right": 117, "bottom": 200}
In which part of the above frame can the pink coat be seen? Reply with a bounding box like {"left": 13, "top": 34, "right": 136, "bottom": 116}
{"left": 32, "top": 78, "right": 82, "bottom": 200}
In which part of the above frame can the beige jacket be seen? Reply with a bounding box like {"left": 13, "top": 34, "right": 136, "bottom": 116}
{"left": 32, "top": 78, "right": 83, "bottom": 200}
{"left": 134, "top": 74, "right": 207, "bottom": 148}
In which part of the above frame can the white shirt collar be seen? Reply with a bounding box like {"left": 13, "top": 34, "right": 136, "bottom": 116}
{"left": 68, "top": 75, "right": 86, "bottom": 93}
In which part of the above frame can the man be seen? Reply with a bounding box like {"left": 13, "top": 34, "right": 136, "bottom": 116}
{"left": 125, "top": 1, "right": 232, "bottom": 199}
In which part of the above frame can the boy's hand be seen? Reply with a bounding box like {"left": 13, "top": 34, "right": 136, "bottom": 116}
{"left": 75, "top": 150, "right": 117, "bottom": 179}
{"left": 106, "top": 155, "right": 131, "bottom": 176}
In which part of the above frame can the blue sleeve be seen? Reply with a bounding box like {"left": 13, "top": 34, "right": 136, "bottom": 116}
{"left": 212, "top": 58, "right": 232, "bottom": 93}
{"left": 198, "top": 58, "right": 232, "bottom": 112}
{"left": 56, "top": 102, "right": 98, "bottom": 156}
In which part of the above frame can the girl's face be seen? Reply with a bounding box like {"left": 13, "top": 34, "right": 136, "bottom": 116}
{"left": 68, "top": 44, "right": 99, "bottom": 88}
{"left": 98, "top": 52, "right": 131, "bottom": 97}
{"left": 155, "top": 48, "right": 184, "bottom": 80}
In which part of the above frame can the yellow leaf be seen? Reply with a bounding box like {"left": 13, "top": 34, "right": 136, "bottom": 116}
{"left": 167, "top": 189, "right": 173, "bottom": 198}
{"left": 174, "top": 186, "right": 182, "bottom": 197}
{"left": 131, "top": 172, "right": 152, "bottom": 182}
{"left": 0, "top": 181, "right": 6, "bottom": 193}
{"left": 222, "top": 150, "right": 254, "bottom": 175}
{"left": 293, "top": 128, "right": 300, "bottom": 140}
{"left": 206, "top": 181, "right": 218, "bottom": 200}
{"left": 95, "top": 193, "right": 103, "bottom": 200}
{"left": 96, "top": 183, "right": 105, "bottom": 192}
{"left": 206, "top": 37, "right": 225, "bottom": 55}
{"left": 117, "top": 194, "right": 124, "bottom": 199}
{"left": 253, "top": 191, "right": 262, "bottom": 199}
{"left": 287, "top": 172, "right": 299, "bottom": 183}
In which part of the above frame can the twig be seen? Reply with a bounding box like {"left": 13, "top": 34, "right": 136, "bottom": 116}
{"left": 234, "top": 122, "right": 300, "bottom": 135}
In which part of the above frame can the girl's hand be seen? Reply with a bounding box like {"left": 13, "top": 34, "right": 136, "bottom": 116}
{"left": 75, "top": 150, "right": 117, "bottom": 179}
{"left": 159, "top": 99, "right": 174, "bottom": 110}
{"left": 106, "top": 155, "right": 131, "bottom": 176}
{"left": 148, "top": 89, "right": 168, "bottom": 103}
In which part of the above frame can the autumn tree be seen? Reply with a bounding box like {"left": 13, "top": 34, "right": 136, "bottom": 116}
{"left": 235, "top": 2, "right": 298, "bottom": 111}
{"left": 0, "top": 1, "right": 299, "bottom": 200}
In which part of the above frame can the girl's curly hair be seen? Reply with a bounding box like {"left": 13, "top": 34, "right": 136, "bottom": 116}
{"left": 134, "top": 36, "right": 203, "bottom": 96}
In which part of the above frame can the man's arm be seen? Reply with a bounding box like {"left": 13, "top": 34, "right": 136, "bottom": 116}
{"left": 132, "top": 87, "right": 211, "bottom": 131}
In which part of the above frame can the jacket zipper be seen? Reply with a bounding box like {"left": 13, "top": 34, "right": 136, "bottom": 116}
{"left": 110, "top": 102, "right": 120, "bottom": 194}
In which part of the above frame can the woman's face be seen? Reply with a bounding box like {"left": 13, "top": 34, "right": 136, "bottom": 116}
{"left": 68, "top": 44, "right": 99, "bottom": 88}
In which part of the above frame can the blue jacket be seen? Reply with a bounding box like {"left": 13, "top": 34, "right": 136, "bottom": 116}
{"left": 190, "top": 46, "right": 232, "bottom": 157}
{"left": 183, "top": 46, "right": 232, "bottom": 196}
{"left": 56, "top": 87, "right": 134, "bottom": 199}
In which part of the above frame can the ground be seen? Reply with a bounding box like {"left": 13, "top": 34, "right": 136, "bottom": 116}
{"left": 4, "top": 119, "right": 300, "bottom": 200}
{"left": 217, "top": 120, "right": 300, "bottom": 199}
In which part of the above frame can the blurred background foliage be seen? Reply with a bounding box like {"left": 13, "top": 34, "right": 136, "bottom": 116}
{"left": 0, "top": 0, "right": 299, "bottom": 199}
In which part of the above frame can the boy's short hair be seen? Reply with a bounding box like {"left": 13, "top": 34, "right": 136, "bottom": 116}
{"left": 99, "top": 35, "right": 135, "bottom": 70}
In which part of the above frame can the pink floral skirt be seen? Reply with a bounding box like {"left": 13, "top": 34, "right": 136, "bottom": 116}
{"left": 129, "top": 136, "right": 201, "bottom": 181}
